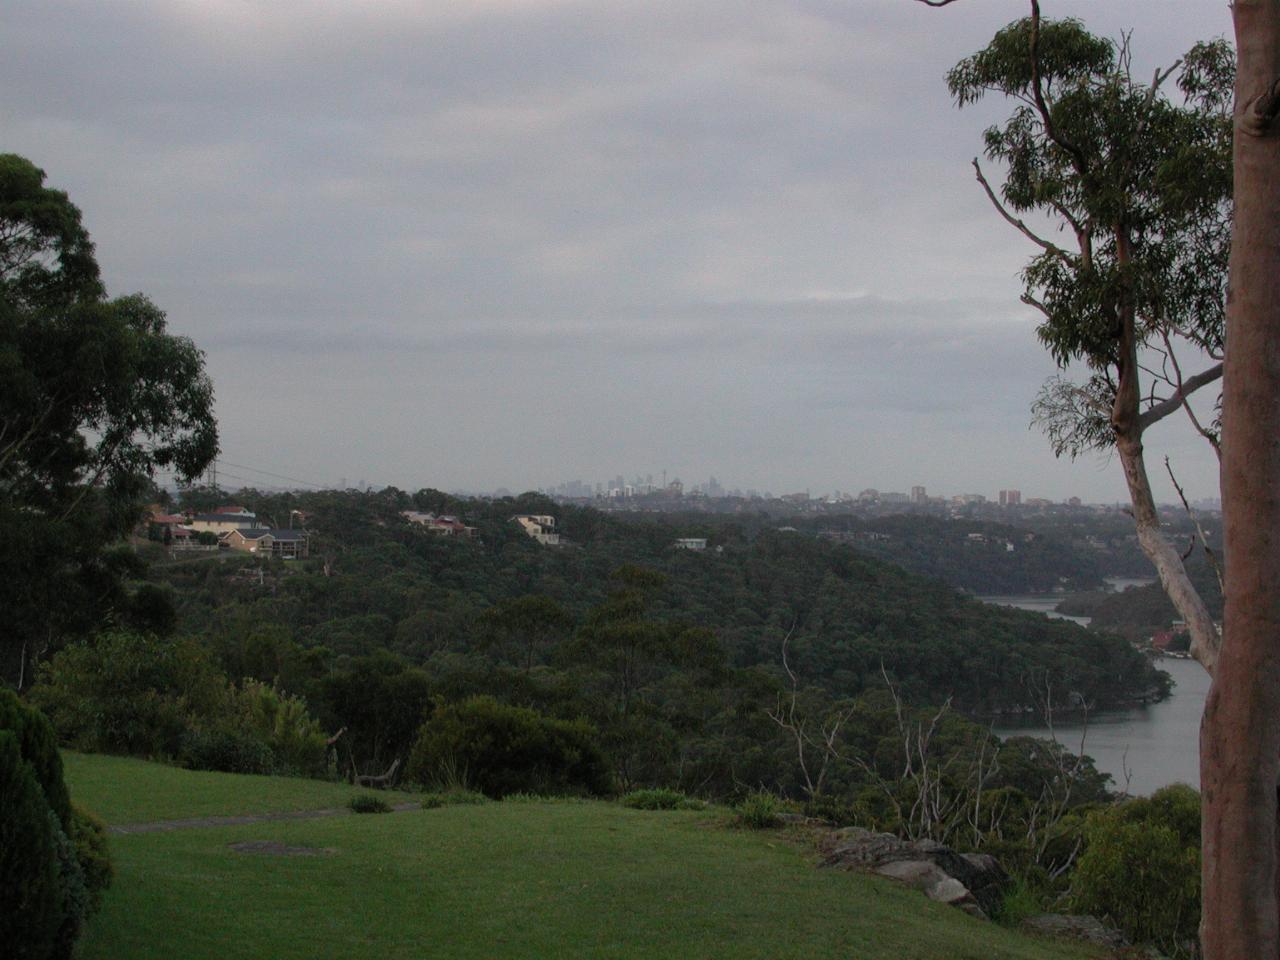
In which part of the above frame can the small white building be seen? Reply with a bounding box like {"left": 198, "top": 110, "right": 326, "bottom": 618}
{"left": 673, "top": 538, "right": 708, "bottom": 551}
{"left": 513, "top": 514, "right": 560, "bottom": 545}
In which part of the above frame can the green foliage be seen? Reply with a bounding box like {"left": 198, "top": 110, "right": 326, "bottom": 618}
{"left": 406, "top": 696, "right": 611, "bottom": 799}
{"left": 177, "top": 726, "right": 277, "bottom": 775}
{"left": 233, "top": 679, "right": 328, "bottom": 777}
{"left": 0, "top": 155, "right": 218, "bottom": 688}
{"left": 949, "top": 17, "right": 1231, "bottom": 456}
{"left": 0, "top": 154, "right": 102, "bottom": 308}
{"left": 314, "top": 651, "right": 433, "bottom": 775}
{"left": 31, "top": 631, "right": 230, "bottom": 757}
{"left": 733, "top": 791, "right": 783, "bottom": 830}
{"left": 348, "top": 793, "right": 392, "bottom": 814}
{"left": 801, "top": 793, "right": 872, "bottom": 827}
{"left": 992, "top": 876, "right": 1050, "bottom": 927}
{"left": 1069, "top": 785, "right": 1200, "bottom": 954}
{"left": 48, "top": 807, "right": 90, "bottom": 960}
{"left": 420, "top": 789, "right": 488, "bottom": 809}
{"left": 621, "top": 788, "right": 706, "bottom": 811}
{"left": 0, "top": 731, "right": 64, "bottom": 959}
{"left": 67, "top": 805, "right": 113, "bottom": 912}
{"left": 0, "top": 696, "right": 107, "bottom": 960}
{"left": 0, "top": 687, "right": 71, "bottom": 826}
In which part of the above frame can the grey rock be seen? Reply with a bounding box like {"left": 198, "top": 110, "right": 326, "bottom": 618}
{"left": 926, "top": 877, "right": 988, "bottom": 920}
{"left": 875, "top": 859, "right": 951, "bottom": 889}
{"left": 821, "top": 829, "right": 1009, "bottom": 917}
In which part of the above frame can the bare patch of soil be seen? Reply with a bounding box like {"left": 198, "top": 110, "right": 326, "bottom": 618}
{"left": 228, "top": 840, "right": 337, "bottom": 857}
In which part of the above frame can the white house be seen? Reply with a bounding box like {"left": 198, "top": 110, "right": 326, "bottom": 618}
{"left": 513, "top": 515, "right": 560, "bottom": 545}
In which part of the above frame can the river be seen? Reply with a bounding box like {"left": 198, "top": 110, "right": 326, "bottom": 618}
{"left": 980, "top": 579, "right": 1207, "bottom": 795}
{"left": 991, "top": 658, "right": 1208, "bottom": 795}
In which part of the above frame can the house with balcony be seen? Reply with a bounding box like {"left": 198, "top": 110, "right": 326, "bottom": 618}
{"left": 223, "top": 527, "right": 310, "bottom": 560}
{"left": 513, "top": 514, "right": 560, "bottom": 546}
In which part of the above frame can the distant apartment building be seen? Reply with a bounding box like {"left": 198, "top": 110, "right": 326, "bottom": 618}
{"left": 513, "top": 514, "right": 560, "bottom": 545}
{"left": 911, "top": 486, "right": 927, "bottom": 504}
{"left": 999, "top": 489, "right": 1022, "bottom": 506}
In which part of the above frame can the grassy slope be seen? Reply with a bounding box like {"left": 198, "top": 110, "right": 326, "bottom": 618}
{"left": 68, "top": 755, "right": 1097, "bottom": 960}
{"left": 63, "top": 751, "right": 419, "bottom": 824}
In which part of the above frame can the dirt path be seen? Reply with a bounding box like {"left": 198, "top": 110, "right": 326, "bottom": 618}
{"left": 109, "top": 802, "right": 420, "bottom": 835}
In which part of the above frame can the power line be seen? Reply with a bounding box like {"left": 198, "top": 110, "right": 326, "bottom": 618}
{"left": 213, "top": 459, "right": 327, "bottom": 490}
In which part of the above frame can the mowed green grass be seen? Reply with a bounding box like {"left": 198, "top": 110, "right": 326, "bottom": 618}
{"left": 66, "top": 756, "right": 1098, "bottom": 960}
{"left": 63, "top": 751, "right": 419, "bottom": 824}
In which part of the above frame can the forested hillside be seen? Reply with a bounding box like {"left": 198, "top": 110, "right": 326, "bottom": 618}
{"left": 155, "top": 488, "right": 1165, "bottom": 722}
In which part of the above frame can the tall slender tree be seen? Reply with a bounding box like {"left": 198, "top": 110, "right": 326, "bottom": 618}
{"left": 922, "top": 1, "right": 1280, "bottom": 954}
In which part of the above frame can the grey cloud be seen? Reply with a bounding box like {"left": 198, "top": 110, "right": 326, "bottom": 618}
{"left": 2, "top": 0, "right": 1228, "bottom": 501}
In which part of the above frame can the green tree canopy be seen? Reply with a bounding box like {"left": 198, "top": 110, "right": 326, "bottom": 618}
{"left": 0, "top": 155, "right": 219, "bottom": 687}
{"left": 948, "top": 15, "right": 1232, "bottom": 668}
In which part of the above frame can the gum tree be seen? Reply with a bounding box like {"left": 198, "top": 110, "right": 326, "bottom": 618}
{"left": 0, "top": 155, "right": 219, "bottom": 687}
{"left": 947, "top": 15, "right": 1231, "bottom": 669}
{"left": 924, "top": 1, "right": 1280, "bottom": 954}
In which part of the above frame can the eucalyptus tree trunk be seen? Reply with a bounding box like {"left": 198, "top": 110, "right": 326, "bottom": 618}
{"left": 1111, "top": 238, "right": 1221, "bottom": 675}
{"left": 1201, "top": 3, "right": 1280, "bottom": 956}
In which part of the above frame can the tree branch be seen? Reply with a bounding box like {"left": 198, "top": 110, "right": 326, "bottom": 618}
{"left": 1137, "top": 361, "right": 1224, "bottom": 432}
{"left": 973, "top": 159, "right": 1076, "bottom": 263}
{"left": 1028, "top": 0, "right": 1089, "bottom": 175}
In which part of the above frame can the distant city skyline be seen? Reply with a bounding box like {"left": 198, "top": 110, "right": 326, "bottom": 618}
{"left": 189, "top": 455, "right": 1221, "bottom": 512}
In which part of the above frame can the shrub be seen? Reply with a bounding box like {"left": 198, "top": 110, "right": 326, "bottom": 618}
{"left": 178, "top": 727, "right": 276, "bottom": 775}
{"left": 348, "top": 793, "right": 392, "bottom": 814}
{"left": 420, "top": 789, "right": 488, "bottom": 809}
{"left": 68, "top": 806, "right": 112, "bottom": 912}
{"left": 621, "top": 788, "right": 705, "bottom": 811}
{"left": 0, "top": 732, "right": 64, "bottom": 960}
{"left": 992, "top": 875, "right": 1048, "bottom": 927}
{"left": 734, "top": 791, "right": 783, "bottom": 829}
{"left": 801, "top": 793, "right": 871, "bottom": 826}
{"left": 30, "top": 631, "right": 229, "bottom": 757}
{"left": 233, "top": 679, "right": 328, "bottom": 777}
{"left": 0, "top": 688, "right": 71, "bottom": 827}
{"left": 1069, "top": 784, "right": 1200, "bottom": 955}
{"left": 406, "top": 696, "right": 611, "bottom": 799}
{"left": 48, "top": 808, "right": 89, "bottom": 960}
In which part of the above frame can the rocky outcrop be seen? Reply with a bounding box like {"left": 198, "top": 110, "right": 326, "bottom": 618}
{"left": 819, "top": 827, "right": 1008, "bottom": 919}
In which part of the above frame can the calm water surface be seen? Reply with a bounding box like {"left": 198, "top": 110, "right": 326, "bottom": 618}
{"left": 992, "top": 657, "right": 1209, "bottom": 795}
{"left": 981, "top": 579, "right": 1205, "bottom": 794}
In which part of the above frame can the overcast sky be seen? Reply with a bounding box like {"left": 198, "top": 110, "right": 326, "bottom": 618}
{"left": 3, "top": 1, "right": 1231, "bottom": 501}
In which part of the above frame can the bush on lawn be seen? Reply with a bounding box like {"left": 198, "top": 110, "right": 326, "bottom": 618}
{"left": 349, "top": 793, "right": 391, "bottom": 814}
{"left": 621, "top": 788, "right": 705, "bottom": 811}
{"left": 406, "top": 696, "right": 610, "bottom": 799}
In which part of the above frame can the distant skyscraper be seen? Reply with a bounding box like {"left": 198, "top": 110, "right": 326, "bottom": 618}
{"left": 999, "top": 489, "right": 1022, "bottom": 506}
{"left": 911, "top": 485, "right": 927, "bottom": 504}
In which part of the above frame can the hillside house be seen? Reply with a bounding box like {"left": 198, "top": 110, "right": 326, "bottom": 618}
{"left": 223, "top": 527, "right": 310, "bottom": 559}
{"left": 188, "top": 511, "right": 260, "bottom": 535}
{"left": 513, "top": 514, "right": 560, "bottom": 546}
{"left": 401, "top": 510, "right": 476, "bottom": 538}
{"left": 673, "top": 538, "right": 708, "bottom": 551}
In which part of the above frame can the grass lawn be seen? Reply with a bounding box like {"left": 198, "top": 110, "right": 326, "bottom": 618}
{"left": 62, "top": 751, "right": 419, "bottom": 825}
{"left": 64, "top": 755, "right": 1100, "bottom": 960}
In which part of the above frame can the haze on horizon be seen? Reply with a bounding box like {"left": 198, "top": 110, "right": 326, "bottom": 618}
{"left": 1, "top": 1, "right": 1229, "bottom": 503}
